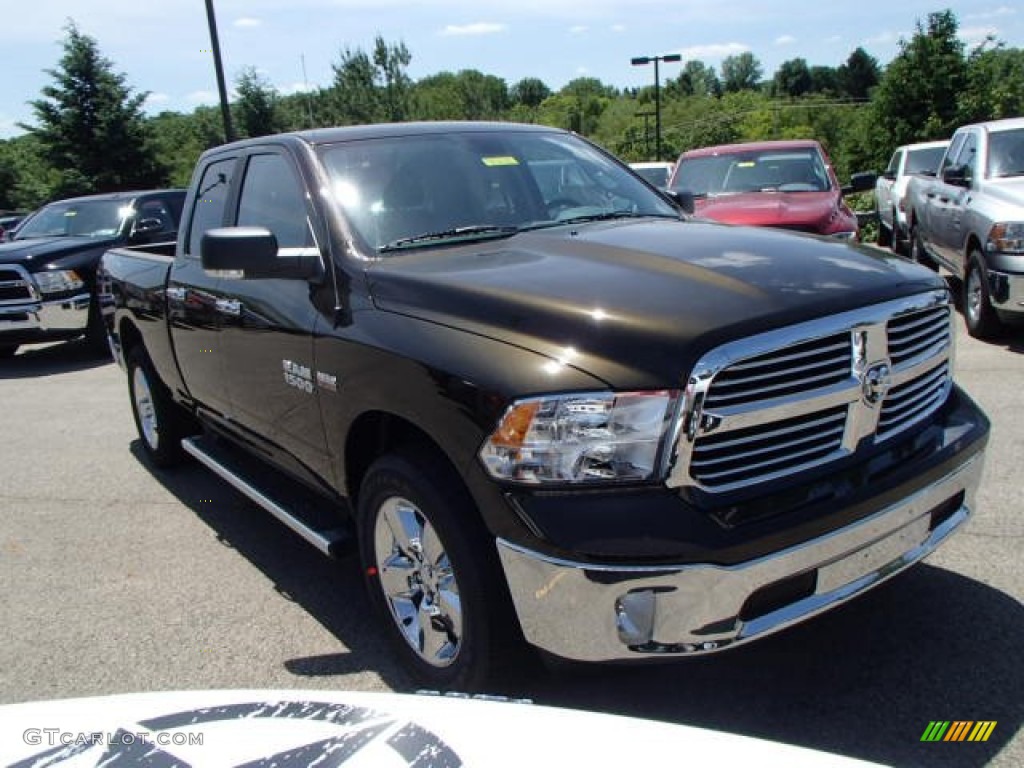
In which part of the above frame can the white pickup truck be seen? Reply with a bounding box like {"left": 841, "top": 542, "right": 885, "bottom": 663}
{"left": 905, "top": 117, "right": 1024, "bottom": 337}
{"left": 875, "top": 140, "right": 948, "bottom": 254}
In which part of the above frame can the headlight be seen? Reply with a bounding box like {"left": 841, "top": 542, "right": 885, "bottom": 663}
{"left": 831, "top": 230, "right": 857, "bottom": 240}
{"left": 33, "top": 269, "right": 84, "bottom": 294}
{"left": 479, "top": 390, "right": 680, "bottom": 484}
{"left": 987, "top": 222, "right": 1024, "bottom": 254}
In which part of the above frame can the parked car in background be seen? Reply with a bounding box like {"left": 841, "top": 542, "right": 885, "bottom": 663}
{"left": 904, "top": 116, "right": 1024, "bottom": 338}
{"left": 668, "top": 140, "right": 875, "bottom": 238}
{"left": 0, "top": 189, "right": 185, "bottom": 358}
{"left": 0, "top": 211, "right": 28, "bottom": 241}
{"left": 629, "top": 161, "right": 675, "bottom": 188}
{"left": 875, "top": 140, "right": 949, "bottom": 254}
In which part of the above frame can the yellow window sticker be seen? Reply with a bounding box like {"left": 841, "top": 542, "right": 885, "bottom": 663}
{"left": 737, "top": 161, "right": 756, "bottom": 168}
{"left": 482, "top": 156, "right": 519, "bottom": 167}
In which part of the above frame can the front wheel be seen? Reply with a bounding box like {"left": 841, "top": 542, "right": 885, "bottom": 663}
{"left": 964, "top": 253, "right": 1002, "bottom": 339}
{"left": 357, "top": 450, "right": 518, "bottom": 690}
{"left": 909, "top": 225, "right": 937, "bottom": 271}
{"left": 127, "top": 346, "right": 194, "bottom": 467}
{"left": 876, "top": 211, "right": 892, "bottom": 248}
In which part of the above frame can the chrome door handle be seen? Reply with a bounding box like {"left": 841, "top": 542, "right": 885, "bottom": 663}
{"left": 215, "top": 298, "right": 242, "bottom": 316}
{"left": 166, "top": 286, "right": 187, "bottom": 301}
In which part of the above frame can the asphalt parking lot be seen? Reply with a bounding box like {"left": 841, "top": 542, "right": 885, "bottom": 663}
{"left": 1, "top": 296, "right": 1021, "bottom": 767}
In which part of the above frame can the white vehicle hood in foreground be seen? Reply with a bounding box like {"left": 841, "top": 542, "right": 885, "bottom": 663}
{"left": 0, "top": 689, "right": 882, "bottom": 767}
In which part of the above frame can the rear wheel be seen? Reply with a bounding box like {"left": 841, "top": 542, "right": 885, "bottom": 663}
{"left": 357, "top": 449, "right": 519, "bottom": 690}
{"left": 909, "top": 225, "right": 937, "bottom": 271}
{"left": 964, "top": 253, "right": 1002, "bottom": 339}
{"left": 127, "top": 346, "right": 194, "bottom": 467}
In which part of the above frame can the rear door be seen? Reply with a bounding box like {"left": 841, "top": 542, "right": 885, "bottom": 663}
{"left": 168, "top": 156, "right": 237, "bottom": 417}
{"left": 216, "top": 148, "right": 331, "bottom": 484}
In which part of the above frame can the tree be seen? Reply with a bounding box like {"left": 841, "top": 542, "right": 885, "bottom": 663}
{"left": 325, "top": 36, "right": 412, "bottom": 125}
{"left": 234, "top": 67, "right": 281, "bottom": 138}
{"left": 960, "top": 42, "right": 1024, "bottom": 123}
{"left": 374, "top": 37, "right": 412, "bottom": 122}
{"left": 773, "top": 58, "right": 812, "bottom": 98}
{"left": 510, "top": 78, "right": 551, "bottom": 109}
{"left": 837, "top": 47, "right": 880, "bottom": 99}
{"left": 667, "top": 61, "right": 720, "bottom": 98}
{"left": 870, "top": 10, "right": 967, "bottom": 155}
{"left": 22, "top": 21, "right": 166, "bottom": 197}
{"left": 721, "top": 52, "right": 763, "bottom": 93}
{"left": 808, "top": 65, "right": 840, "bottom": 95}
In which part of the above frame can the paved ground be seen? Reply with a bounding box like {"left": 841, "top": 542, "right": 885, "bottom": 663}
{"left": 1, "top": 297, "right": 1021, "bottom": 767}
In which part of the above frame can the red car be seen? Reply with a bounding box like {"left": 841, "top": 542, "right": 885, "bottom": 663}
{"left": 668, "top": 139, "right": 873, "bottom": 239}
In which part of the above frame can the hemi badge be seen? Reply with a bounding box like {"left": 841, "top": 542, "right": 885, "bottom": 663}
{"left": 316, "top": 371, "right": 338, "bottom": 392}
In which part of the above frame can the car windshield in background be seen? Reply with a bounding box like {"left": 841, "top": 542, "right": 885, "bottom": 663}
{"left": 905, "top": 146, "right": 947, "bottom": 175}
{"left": 632, "top": 165, "right": 672, "bottom": 187}
{"left": 672, "top": 149, "right": 830, "bottom": 197}
{"left": 319, "top": 130, "right": 679, "bottom": 253}
{"left": 987, "top": 128, "right": 1024, "bottom": 178}
{"left": 13, "top": 200, "right": 131, "bottom": 239}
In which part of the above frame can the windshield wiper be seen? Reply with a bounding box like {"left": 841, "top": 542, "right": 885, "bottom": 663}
{"left": 380, "top": 224, "right": 519, "bottom": 252}
{"left": 554, "top": 211, "right": 679, "bottom": 226}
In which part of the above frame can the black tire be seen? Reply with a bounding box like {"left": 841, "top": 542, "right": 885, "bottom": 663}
{"left": 964, "top": 253, "right": 1002, "bottom": 339}
{"left": 0, "top": 345, "right": 17, "bottom": 359}
{"left": 85, "top": 294, "right": 112, "bottom": 357}
{"left": 891, "top": 209, "right": 909, "bottom": 255}
{"left": 876, "top": 211, "right": 892, "bottom": 247}
{"left": 356, "top": 449, "right": 520, "bottom": 691}
{"left": 909, "top": 225, "right": 938, "bottom": 271}
{"left": 127, "top": 346, "right": 194, "bottom": 467}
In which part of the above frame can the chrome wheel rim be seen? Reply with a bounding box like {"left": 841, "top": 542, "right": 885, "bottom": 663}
{"left": 967, "top": 268, "right": 983, "bottom": 324}
{"left": 374, "top": 496, "right": 462, "bottom": 667}
{"left": 132, "top": 365, "right": 159, "bottom": 450}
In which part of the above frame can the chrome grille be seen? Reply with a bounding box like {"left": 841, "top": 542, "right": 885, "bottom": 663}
{"left": 702, "top": 333, "right": 851, "bottom": 409}
{"left": 690, "top": 407, "right": 847, "bottom": 488}
{"left": 887, "top": 305, "right": 950, "bottom": 366}
{"left": 667, "top": 290, "right": 953, "bottom": 494}
{"left": 0, "top": 265, "right": 36, "bottom": 304}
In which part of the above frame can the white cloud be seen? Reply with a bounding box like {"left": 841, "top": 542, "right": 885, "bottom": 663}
{"left": 826, "top": 34, "right": 842, "bottom": 43}
{"left": 677, "top": 42, "right": 749, "bottom": 60}
{"left": 576, "top": 66, "right": 589, "bottom": 74}
{"left": 569, "top": 25, "right": 588, "bottom": 34}
{"left": 774, "top": 34, "right": 795, "bottom": 46}
{"left": 440, "top": 22, "right": 506, "bottom": 36}
{"left": 278, "top": 81, "right": 314, "bottom": 95}
{"left": 610, "top": 24, "right": 626, "bottom": 32}
{"left": 960, "top": 26, "right": 999, "bottom": 45}
{"left": 965, "top": 6, "right": 1016, "bottom": 20}
{"left": 234, "top": 17, "right": 262, "bottom": 28}
{"left": 864, "top": 32, "right": 895, "bottom": 45}
{"left": 186, "top": 90, "right": 219, "bottom": 105}
{"left": 143, "top": 92, "right": 170, "bottom": 107}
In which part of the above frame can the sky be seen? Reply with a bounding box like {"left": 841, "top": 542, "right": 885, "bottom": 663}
{"left": 2, "top": 1, "right": 1022, "bottom": 140}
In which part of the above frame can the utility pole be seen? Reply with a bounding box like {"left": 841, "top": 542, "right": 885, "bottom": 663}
{"left": 204, "top": 0, "right": 235, "bottom": 143}
{"left": 631, "top": 53, "right": 682, "bottom": 161}
{"left": 635, "top": 110, "right": 655, "bottom": 158}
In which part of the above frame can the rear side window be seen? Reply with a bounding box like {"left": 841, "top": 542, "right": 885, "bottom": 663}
{"left": 236, "top": 153, "right": 313, "bottom": 249}
{"left": 187, "top": 158, "right": 235, "bottom": 256}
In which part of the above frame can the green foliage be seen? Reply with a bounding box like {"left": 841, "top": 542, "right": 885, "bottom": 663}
{"left": 773, "top": 58, "right": 812, "bottom": 98}
{"left": 838, "top": 48, "right": 881, "bottom": 99}
{"left": 721, "top": 52, "right": 764, "bottom": 93}
{"left": 234, "top": 67, "right": 282, "bottom": 138}
{"left": 960, "top": 43, "right": 1024, "bottom": 122}
{"left": 22, "top": 21, "right": 167, "bottom": 198}
{"left": 325, "top": 36, "right": 412, "bottom": 125}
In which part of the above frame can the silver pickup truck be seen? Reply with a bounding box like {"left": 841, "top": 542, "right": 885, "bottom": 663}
{"left": 905, "top": 117, "right": 1024, "bottom": 338}
{"left": 875, "top": 140, "right": 948, "bottom": 254}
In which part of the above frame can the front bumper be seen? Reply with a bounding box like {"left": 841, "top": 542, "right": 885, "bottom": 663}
{"left": 0, "top": 294, "right": 91, "bottom": 343}
{"left": 988, "top": 269, "right": 1024, "bottom": 314}
{"left": 497, "top": 452, "right": 983, "bottom": 661}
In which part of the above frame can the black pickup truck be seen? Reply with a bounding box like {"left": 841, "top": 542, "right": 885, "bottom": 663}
{"left": 99, "top": 122, "right": 989, "bottom": 689}
{"left": 0, "top": 189, "right": 184, "bottom": 357}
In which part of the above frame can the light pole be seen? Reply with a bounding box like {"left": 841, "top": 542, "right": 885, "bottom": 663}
{"left": 630, "top": 53, "right": 681, "bottom": 161}
{"left": 204, "top": 0, "right": 235, "bottom": 143}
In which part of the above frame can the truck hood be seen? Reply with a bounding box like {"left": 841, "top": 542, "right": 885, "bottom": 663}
{"left": 983, "top": 176, "right": 1024, "bottom": 209}
{"left": 367, "top": 218, "right": 944, "bottom": 388}
{"left": 695, "top": 191, "right": 838, "bottom": 232}
{"left": 0, "top": 235, "right": 117, "bottom": 270}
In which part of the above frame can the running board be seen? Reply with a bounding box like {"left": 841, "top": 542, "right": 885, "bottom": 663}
{"left": 181, "top": 435, "right": 353, "bottom": 558}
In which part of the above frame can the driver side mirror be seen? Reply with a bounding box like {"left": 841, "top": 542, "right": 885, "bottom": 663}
{"left": 201, "top": 226, "right": 322, "bottom": 280}
{"left": 842, "top": 171, "right": 877, "bottom": 196}
{"left": 130, "top": 217, "right": 165, "bottom": 243}
{"left": 663, "top": 189, "right": 695, "bottom": 215}
{"left": 941, "top": 164, "right": 971, "bottom": 188}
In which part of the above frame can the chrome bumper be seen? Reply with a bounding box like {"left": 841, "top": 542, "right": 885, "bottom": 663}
{"left": 0, "top": 293, "right": 91, "bottom": 334}
{"left": 988, "top": 269, "right": 1024, "bottom": 312}
{"left": 497, "top": 454, "right": 984, "bottom": 661}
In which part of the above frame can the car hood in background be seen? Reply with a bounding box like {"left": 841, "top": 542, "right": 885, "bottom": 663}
{"left": 694, "top": 190, "right": 840, "bottom": 232}
{"left": 0, "top": 689, "right": 882, "bottom": 767}
{"left": 0, "top": 235, "right": 118, "bottom": 269}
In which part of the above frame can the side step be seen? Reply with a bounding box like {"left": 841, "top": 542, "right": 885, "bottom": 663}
{"left": 182, "top": 435, "right": 353, "bottom": 558}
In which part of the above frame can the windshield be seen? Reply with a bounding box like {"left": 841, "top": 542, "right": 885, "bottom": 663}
{"left": 632, "top": 165, "right": 672, "bottom": 187}
{"left": 14, "top": 199, "right": 132, "bottom": 240}
{"left": 671, "top": 148, "right": 831, "bottom": 197}
{"left": 319, "top": 130, "right": 679, "bottom": 253}
{"left": 987, "top": 128, "right": 1024, "bottom": 179}
{"left": 905, "top": 146, "right": 946, "bottom": 175}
